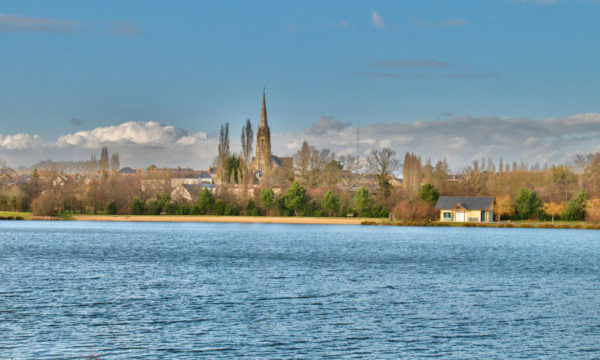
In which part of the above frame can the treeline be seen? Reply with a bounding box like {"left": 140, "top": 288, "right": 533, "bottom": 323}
{"left": 126, "top": 183, "right": 388, "bottom": 218}
{"left": 4, "top": 135, "right": 600, "bottom": 222}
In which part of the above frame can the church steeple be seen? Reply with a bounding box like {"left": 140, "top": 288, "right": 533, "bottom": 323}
{"left": 255, "top": 88, "right": 272, "bottom": 175}
{"left": 260, "top": 88, "right": 268, "bottom": 128}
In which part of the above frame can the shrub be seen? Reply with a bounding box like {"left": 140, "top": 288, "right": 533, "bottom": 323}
{"left": 224, "top": 204, "right": 240, "bottom": 216}
{"left": 31, "top": 192, "right": 62, "bottom": 216}
{"left": 105, "top": 201, "right": 117, "bottom": 215}
{"left": 245, "top": 199, "right": 260, "bottom": 216}
{"left": 393, "top": 199, "right": 435, "bottom": 221}
{"left": 586, "top": 198, "right": 600, "bottom": 223}
{"left": 145, "top": 199, "right": 161, "bottom": 215}
{"left": 130, "top": 197, "right": 144, "bottom": 215}
{"left": 190, "top": 205, "right": 201, "bottom": 215}
{"left": 213, "top": 200, "right": 225, "bottom": 215}
{"left": 259, "top": 188, "right": 275, "bottom": 215}
{"left": 197, "top": 188, "right": 215, "bottom": 215}
{"left": 176, "top": 204, "right": 190, "bottom": 215}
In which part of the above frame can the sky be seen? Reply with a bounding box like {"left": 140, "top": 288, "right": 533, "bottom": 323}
{"left": 0, "top": 0, "right": 599, "bottom": 171}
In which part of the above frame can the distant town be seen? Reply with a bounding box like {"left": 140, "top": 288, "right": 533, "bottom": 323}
{"left": 1, "top": 91, "right": 599, "bottom": 225}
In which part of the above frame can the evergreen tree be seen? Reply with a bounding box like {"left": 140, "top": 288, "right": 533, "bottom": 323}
{"left": 321, "top": 190, "right": 339, "bottom": 217}
{"left": 418, "top": 183, "right": 440, "bottom": 207}
{"left": 198, "top": 188, "right": 215, "bottom": 215}
{"left": 514, "top": 188, "right": 541, "bottom": 220}
{"left": 259, "top": 188, "right": 275, "bottom": 214}
{"left": 353, "top": 187, "right": 373, "bottom": 217}
{"left": 284, "top": 182, "right": 306, "bottom": 216}
{"left": 563, "top": 190, "right": 588, "bottom": 221}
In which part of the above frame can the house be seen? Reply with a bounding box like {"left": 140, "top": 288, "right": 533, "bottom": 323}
{"left": 198, "top": 171, "right": 214, "bottom": 184}
{"left": 171, "top": 183, "right": 216, "bottom": 203}
{"left": 119, "top": 167, "right": 139, "bottom": 175}
{"left": 435, "top": 196, "right": 494, "bottom": 222}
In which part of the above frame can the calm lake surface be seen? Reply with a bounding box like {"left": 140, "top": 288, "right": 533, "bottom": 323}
{"left": 1, "top": 221, "right": 600, "bottom": 359}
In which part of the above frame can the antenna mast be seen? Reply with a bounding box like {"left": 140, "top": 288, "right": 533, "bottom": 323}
{"left": 356, "top": 119, "right": 360, "bottom": 176}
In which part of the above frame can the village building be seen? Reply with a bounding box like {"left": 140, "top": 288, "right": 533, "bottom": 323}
{"left": 435, "top": 196, "right": 494, "bottom": 223}
{"left": 171, "top": 183, "right": 216, "bottom": 203}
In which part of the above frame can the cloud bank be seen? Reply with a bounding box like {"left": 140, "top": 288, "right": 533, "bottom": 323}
{"left": 0, "top": 122, "right": 214, "bottom": 169}
{"left": 1, "top": 115, "right": 600, "bottom": 171}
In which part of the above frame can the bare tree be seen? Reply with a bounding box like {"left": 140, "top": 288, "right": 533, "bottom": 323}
{"left": 367, "top": 147, "right": 400, "bottom": 197}
{"left": 99, "top": 146, "right": 109, "bottom": 173}
{"left": 402, "top": 152, "right": 422, "bottom": 199}
{"left": 111, "top": 153, "right": 120, "bottom": 173}
{"left": 294, "top": 141, "right": 334, "bottom": 188}
{"left": 338, "top": 154, "right": 359, "bottom": 190}
{"left": 89, "top": 154, "right": 98, "bottom": 175}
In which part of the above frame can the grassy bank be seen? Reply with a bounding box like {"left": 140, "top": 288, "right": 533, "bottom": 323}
{"left": 0, "top": 211, "right": 32, "bottom": 220}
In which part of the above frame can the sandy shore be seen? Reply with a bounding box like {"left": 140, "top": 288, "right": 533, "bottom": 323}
{"left": 71, "top": 215, "right": 371, "bottom": 225}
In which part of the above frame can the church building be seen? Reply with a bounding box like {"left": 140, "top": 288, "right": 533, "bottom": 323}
{"left": 251, "top": 90, "right": 292, "bottom": 180}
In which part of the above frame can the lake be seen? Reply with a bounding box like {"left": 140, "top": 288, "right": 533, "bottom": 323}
{"left": 1, "top": 221, "right": 600, "bottom": 359}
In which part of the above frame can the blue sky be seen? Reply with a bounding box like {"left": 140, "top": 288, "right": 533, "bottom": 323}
{"left": 1, "top": 0, "right": 600, "bottom": 169}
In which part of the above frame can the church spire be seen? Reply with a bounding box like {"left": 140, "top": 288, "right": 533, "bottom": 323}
{"left": 260, "top": 88, "right": 268, "bottom": 128}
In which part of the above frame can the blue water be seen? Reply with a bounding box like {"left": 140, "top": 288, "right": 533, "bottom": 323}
{"left": 1, "top": 221, "right": 600, "bottom": 359}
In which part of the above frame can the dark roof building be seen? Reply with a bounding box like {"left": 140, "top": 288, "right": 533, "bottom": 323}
{"left": 435, "top": 196, "right": 494, "bottom": 210}
{"left": 435, "top": 196, "right": 494, "bottom": 223}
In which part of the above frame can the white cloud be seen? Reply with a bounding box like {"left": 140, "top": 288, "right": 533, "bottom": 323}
{"left": 309, "top": 116, "right": 351, "bottom": 134}
{"left": 108, "top": 20, "right": 143, "bottom": 36}
{"left": 440, "top": 18, "right": 468, "bottom": 27}
{"left": 3, "top": 114, "right": 600, "bottom": 171}
{"left": 267, "top": 113, "right": 600, "bottom": 172}
{"left": 56, "top": 121, "right": 202, "bottom": 148}
{"left": 514, "top": 0, "right": 559, "bottom": 4}
{"left": 0, "top": 122, "right": 212, "bottom": 169}
{"left": 0, "top": 13, "right": 79, "bottom": 33}
{"left": 371, "top": 10, "right": 386, "bottom": 29}
{"left": 337, "top": 20, "right": 352, "bottom": 29}
{"left": 415, "top": 18, "right": 469, "bottom": 29}
{"left": 373, "top": 59, "right": 451, "bottom": 68}
{"left": 0, "top": 133, "right": 43, "bottom": 150}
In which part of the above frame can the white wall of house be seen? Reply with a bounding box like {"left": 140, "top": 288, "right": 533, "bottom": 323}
{"left": 171, "top": 178, "right": 199, "bottom": 188}
{"left": 440, "top": 209, "right": 494, "bottom": 222}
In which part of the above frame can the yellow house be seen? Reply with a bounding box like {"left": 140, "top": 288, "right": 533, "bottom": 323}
{"left": 435, "top": 196, "right": 494, "bottom": 223}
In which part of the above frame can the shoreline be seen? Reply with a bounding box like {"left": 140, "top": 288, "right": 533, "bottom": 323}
{"left": 71, "top": 214, "right": 370, "bottom": 225}
{"left": 2, "top": 212, "right": 598, "bottom": 229}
